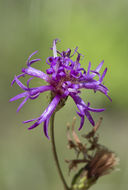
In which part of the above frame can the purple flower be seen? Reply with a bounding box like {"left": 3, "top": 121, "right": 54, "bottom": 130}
{"left": 10, "top": 39, "right": 111, "bottom": 139}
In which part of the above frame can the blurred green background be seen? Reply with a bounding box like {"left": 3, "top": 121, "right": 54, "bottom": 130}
{"left": 0, "top": 0, "right": 128, "bottom": 189}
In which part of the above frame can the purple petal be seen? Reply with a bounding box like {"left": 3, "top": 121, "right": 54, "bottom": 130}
{"left": 53, "top": 39, "right": 59, "bottom": 58}
{"left": 70, "top": 94, "right": 101, "bottom": 127}
{"left": 88, "top": 107, "right": 105, "bottom": 112}
{"left": 46, "top": 68, "right": 53, "bottom": 74}
{"left": 76, "top": 53, "right": 80, "bottom": 63}
{"left": 27, "top": 51, "right": 38, "bottom": 64}
{"left": 9, "top": 92, "right": 28, "bottom": 102}
{"left": 106, "top": 94, "right": 112, "bottom": 102}
{"left": 46, "top": 57, "right": 52, "bottom": 65}
{"left": 90, "top": 70, "right": 100, "bottom": 77}
{"left": 77, "top": 81, "right": 100, "bottom": 90}
{"left": 37, "top": 95, "right": 61, "bottom": 124}
{"left": 29, "top": 85, "right": 53, "bottom": 99}
{"left": 87, "top": 62, "right": 91, "bottom": 76}
{"left": 26, "top": 50, "right": 41, "bottom": 66}
{"left": 28, "top": 122, "right": 39, "bottom": 130}
{"left": 97, "top": 84, "right": 109, "bottom": 95}
{"left": 22, "top": 67, "right": 50, "bottom": 82}
{"left": 23, "top": 118, "right": 38, "bottom": 123}
{"left": 84, "top": 110, "right": 95, "bottom": 126}
{"left": 99, "top": 68, "right": 107, "bottom": 82}
{"left": 90, "top": 60, "right": 104, "bottom": 78}
{"left": 77, "top": 112, "right": 85, "bottom": 130}
{"left": 14, "top": 76, "right": 27, "bottom": 90}
{"left": 26, "top": 95, "right": 61, "bottom": 131}
{"left": 11, "top": 73, "right": 25, "bottom": 86}
{"left": 17, "top": 97, "right": 29, "bottom": 112}
{"left": 43, "top": 118, "right": 50, "bottom": 139}
{"left": 28, "top": 59, "right": 41, "bottom": 66}
{"left": 59, "top": 71, "right": 66, "bottom": 77}
{"left": 95, "top": 60, "right": 104, "bottom": 72}
{"left": 27, "top": 77, "right": 34, "bottom": 88}
{"left": 29, "top": 93, "right": 40, "bottom": 99}
{"left": 30, "top": 85, "right": 53, "bottom": 96}
{"left": 70, "top": 47, "right": 78, "bottom": 58}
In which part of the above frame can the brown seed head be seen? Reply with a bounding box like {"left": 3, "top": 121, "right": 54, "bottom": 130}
{"left": 87, "top": 149, "right": 118, "bottom": 179}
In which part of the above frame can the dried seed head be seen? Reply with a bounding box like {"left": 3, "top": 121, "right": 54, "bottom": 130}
{"left": 87, "top": 149, "right": 118, "bottom": 178}
{"left": 71, "top": 149, "right": 118, "bottom": 190}
{"left": 66, "top": 118, "right": 119, "bottom": 190}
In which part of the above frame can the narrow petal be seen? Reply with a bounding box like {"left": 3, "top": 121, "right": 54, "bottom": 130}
{"left": 78, "top": 80, "right": 110, "bottom": 98}
{"left": 14, "top": 76, "right": 27, "bottom": 90}
{"left": 24, "top": 95, "right": 60, "bottom": 131}
{"left": 70, "top": 47, "right": 78, "bottom": 57}
{"left": 11, "top": 73, "right": 25, "bottom": 86}
{"left": 43, "top": 117, "right": 50, "bottom": 139}
{"left": 106, "top": 94, "right": 112, "bottom": 102}
{"left": 27, "top": 77, "right": 34, "bottom": 88}
{"left": 77, "top": 112, "right": 85, "bottom": 130}
{"left": 22, "top": 67, "right": 50, "bottom": 82}
{"left": 29, "top": 93, "right": 40, "bottom": 99}
{"left": 87, "top": 62, "right": 91, "bottom": 76}
{"left": 70, "top": 94, "right": 102, "bottom": 127}
{"left": 17, "top": 97, "right": 29, "bottom": 112}
{"left": 70, "top": 93, "right": 86, "bottom": 113}
{"left": 97, "top": 84, "right": 109, "bottom": 95}
{"left": 30, "top": 85, "right": 53, "bottom": 96}
{"left": 26, "top": 95, "right": 61, "bottom": 131}
{"left": 53, "top": 39, "right": 59, "bottom": 58}
{"left": 9, "top": 92, "right": 28, "bottom": 102}
{"left": 85, "top": 110, "right": 95, "bottom": 126}
{"left": 28, "top": 122, "right": 39, "bottom": 130}
{"left": 73, "top": 82, "right": 100, "bottom": 92}
{"left": 88, "top": 107, "right": 105, "bottom": 112}
{"left": 23, "top": 118, "right": 38, "bottom": 123}
{"left": 27, "top": 51, "right": 38, "bottom": 65}
{"left": 28, "top": 59, "right": 41, "bottom": 66}
{"left": 90, "top": 70, "right": 100, "bottom": 77}
{"left": 37, "top": 95, "right": 61, "bottom": 124}
{"left": 90, "top": 60, "right": 104, "bottom": 78}
{"left": 29, "top": 85, "right": 53, "bottom": 99}
{"left": 95, "top": 60, "right": 104, "bottom": 72}
{"left": 100, "top": 68, "right": 107, "bottom": 82}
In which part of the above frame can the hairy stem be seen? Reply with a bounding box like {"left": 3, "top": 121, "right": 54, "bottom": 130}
{"left": 50, "top": 113, "right": 70, "bottom": 190}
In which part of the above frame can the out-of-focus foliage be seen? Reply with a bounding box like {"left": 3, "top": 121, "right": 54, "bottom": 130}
{"left": 0, "top": 0, "right": 128, "bottom": 190}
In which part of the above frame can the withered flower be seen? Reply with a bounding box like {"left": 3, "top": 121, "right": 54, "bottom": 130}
{"left": 66, "top": 118, "right": 119, "bottom": 190}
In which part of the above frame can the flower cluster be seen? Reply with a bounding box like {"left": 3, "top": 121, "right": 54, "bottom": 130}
{"left": 10, "top": 39, "right": 111, "bottom": 138}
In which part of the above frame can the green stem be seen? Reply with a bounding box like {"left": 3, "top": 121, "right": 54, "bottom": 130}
{"left": 50, "top": 113, "right": 70, "bottom": 190}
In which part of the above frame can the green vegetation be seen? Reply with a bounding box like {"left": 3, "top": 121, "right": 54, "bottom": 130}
{"left": 0, "top": 0, "right": 128, "bottom": 190}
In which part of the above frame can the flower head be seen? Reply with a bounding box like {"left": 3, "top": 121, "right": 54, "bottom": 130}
{"left": 10, "top": 39, "right": 111, "bottom": 138}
